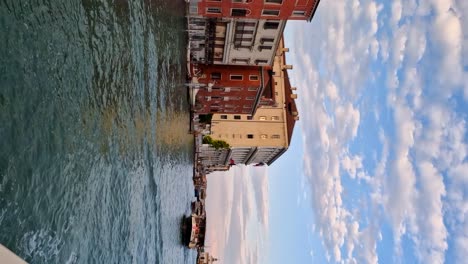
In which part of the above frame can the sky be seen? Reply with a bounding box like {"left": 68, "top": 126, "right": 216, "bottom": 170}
{"left": 206, "top": 0, "right": 468, "bottom": 263}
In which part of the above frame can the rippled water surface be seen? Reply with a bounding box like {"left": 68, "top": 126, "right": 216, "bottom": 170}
{"left": 0, "top": 0, "right": 195, "bottom": 263}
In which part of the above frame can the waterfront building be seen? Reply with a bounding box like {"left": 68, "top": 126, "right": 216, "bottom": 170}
{"left": 187, "top": 0, "right": 321, "bottom": 66}
{"left": 189, "top": 0, "right": 321, "bottom": 21}
{"left": 187, "top": 15, "right": 286, "bottom": 66}
{"left": 190, "top": 64, "right": 275, "bottom": 115}
{"left": 202, "top": 38, "right": 298, "bottom": 167}
{"left": 197, "top": 249, "right": 218, "bottom": 264}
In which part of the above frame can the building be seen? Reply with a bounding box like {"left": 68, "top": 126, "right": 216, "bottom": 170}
{"left": 186, "top": 0, "right": 321, "bottom": 66}
{"left": 188, "top": 16, "right": 286, "bottom": 66}
{"left": 189, "top": 0, "right": 321, "bottom": 21}
{"left": 204, "top": 38, "right": 299, "bottom": 166}
{"left": 190, "top": 64, "right": 275, "bottom": 114}
{"left": 197, "top": 249, "right": 218, "bottom": 264}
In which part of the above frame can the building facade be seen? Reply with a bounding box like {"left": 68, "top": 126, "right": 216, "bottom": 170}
{"left": 206, "top": 38, "right": 299, "bottom": 166}
{"left": 188, "top": 16, "right": 286, "bottom": 66}
{"left": 187, "top": 0, "right": 321, "bottom": 66}
{"left": 190, "top": 0, "right": 321, "bottom": 21}
{"left": 191, "top": 64, "right": 275, "bottom": 114}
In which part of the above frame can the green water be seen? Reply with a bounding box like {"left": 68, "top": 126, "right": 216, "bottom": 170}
{"left": 0, "top": 0, "right": 195, "bottom": 263}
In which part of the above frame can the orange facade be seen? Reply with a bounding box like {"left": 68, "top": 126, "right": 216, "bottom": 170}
{"left": 197, "top": 0, "right": 320, "bottom": 21}
{"left": 192, "top": 64, "right": 275, "bottom": 114}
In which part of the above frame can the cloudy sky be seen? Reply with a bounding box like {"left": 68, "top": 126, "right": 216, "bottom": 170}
{"left": 206, "top": 0, "right": 468, "bottom": 263}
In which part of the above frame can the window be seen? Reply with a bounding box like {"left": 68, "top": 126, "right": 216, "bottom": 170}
{"left": 226, "top": 96, "right": 241, "bottom": 101}
{"left": 225, "top": 87, "right": 242, "bottom": 92}
{"left": 236, "top": 21, "right": 256, "bottom": 28}
{"left": 246, "top": 96, "right": 255, "bottom": 100}
{"left": 247, "top": 134, "right": 254, "bottom": 139}
{"left": 211, "top": 72, "right": 221, "bottom": 80}
{"left": 262, "top": 10, "right": 280, "bottom": 16}
{"left": 230, "top": 75, "right": 243, "bottom": 80}
{"left": 248, "top": 87, "right": 258, "bottom": 91}
{"left": 192, "top": 35, "right": 204, "bottom": 41}
{"left": 243, "top": 105, "right": 252, "bottom": 109}
{"left": 249, "top": 75, "right": 259, "bottom": 81}
{"left": 232, "top": 58, "right": 250, "bottom": 64}
{"left": 207, "top": 7, "right": 221, "bottom": 14}
{"left": 259, "top": 116, "right": 267, "bottom": 120}
{"left": 271, "top": 134, "right": 280, "bottom": 139}
{"left": 292, "top": 10, "right": 306, "bottom": 16}
{"left": 236, "top": 46, "right": 253, "bottom": 50}
{"left": 255, "top": 59, "right": 268, "bottom": 64}
{"left": 235, "top": 30, "right": 254, "bottom": 35}
{"left": 260, "top": 37, "right": 275, "bottom": 44}
{"left": 258, "top": 45, "right": 272, "bottom": 51}
{"left": 260, "top": 134, "right": 268, "bottom": 139}
{"left": 231, "top": 8, "right": 248, "bottom": 17}
{"left": 264, "top": 21, "right": 280, "bottom": 29}
{"left": 221, "top": 115, "right": 227, "bottom": 119}
{"left": 265, "top": 0, "right": 283, "bottom": 3}
{"left": 247, "top": 116, "right": 253, "bottom": 120}
{"left": 271, "top": 116, "right": 280, "bottom": 120}
{"left": 234, "top": 37, "right": 253, "bottom": 42}
{"left": 234, "top": 115, "right": 241, "bottom": 120}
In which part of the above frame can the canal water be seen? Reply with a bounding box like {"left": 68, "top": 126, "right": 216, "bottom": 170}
{"left": 0, "top": 0, "right": 195, "bottom": 263}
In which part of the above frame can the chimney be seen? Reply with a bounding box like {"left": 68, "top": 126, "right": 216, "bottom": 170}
{"left": 282, "top": 65, "right": 293, "bottom": 70}
{"left": 291, "top": 87, "right": 297, "bottom": 91}
{"left": 281, "top": 48, "right": 289, "bottom": 53}
{"left": 291, "top": 94, "right": 298, "bottom": 99}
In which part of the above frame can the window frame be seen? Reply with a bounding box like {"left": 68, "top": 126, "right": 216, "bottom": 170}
{"left": 231, "top": 8, "right": 249, "bottom": 17}
{"left": 292, "top": 10, "right": 306, "bottom": 16}
{"left": 262, "top": 9, "right": 280, "bottom": 16}
{"left": 230, "top": 74, "right": 243, "bottom": 81}
{"left": 206, "top": 7, "right": 222, "bottom": 14}
{"left": 211, "top": 72, "right": 222, "bottom": 80}
{"left": 265, "top": 0, "right": 283, "bottom": 4}
{"left": 249, "top": 75, "right": 259, "bottom": 81}
{"left": 263, "top": 21, "right": 280, "bottom": 30}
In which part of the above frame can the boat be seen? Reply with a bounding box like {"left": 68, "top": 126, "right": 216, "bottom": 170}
{"left": 182, "top": 214, "right": 206, "bottom": 248}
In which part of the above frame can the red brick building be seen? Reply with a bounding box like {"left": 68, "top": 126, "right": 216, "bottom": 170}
{"left": 191, "top": 64, "right": 275, "bottom": 115}
{"left": 194, "top": 0, "right": 321, "bottom": 21}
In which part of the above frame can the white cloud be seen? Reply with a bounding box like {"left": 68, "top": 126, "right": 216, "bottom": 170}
{"left": 391, "top": 0, "right": 403, "bottom": 27}
{"left": 290, "top": 0, "right": 468, "bottom": 263}
{"left": 205, "top": 166, "right": 269, "bottom": 264}
{"left": 341, "top": 154, "right": 363, "bottom": 179}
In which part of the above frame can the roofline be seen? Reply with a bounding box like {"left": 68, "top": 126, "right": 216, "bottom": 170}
{"left": 266, "top": 148, "right": 287, "bottom": 166}
{"left": 307, "top": 0, "right": 321, "bottom": 22}
{"left": 250, "top": 67, "right": 265, "bottom": 116}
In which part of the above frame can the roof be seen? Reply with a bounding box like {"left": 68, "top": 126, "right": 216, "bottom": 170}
{"left": 283, "top": 70, "right": 298, "bottom": 145}
{"left": 307, "top": 0, "right": 322, "bottom": 22}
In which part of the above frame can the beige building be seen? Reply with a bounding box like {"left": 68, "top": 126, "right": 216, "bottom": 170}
{"left": 207, "top": 38, "right": 299, "bottom": 166}
{"left": 188, "top": 16, "right": 285, "bottom": 66}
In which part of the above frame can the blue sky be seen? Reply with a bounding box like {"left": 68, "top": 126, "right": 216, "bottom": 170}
{"left": 206, "top": 0, "right": 468, "bottom": 263}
